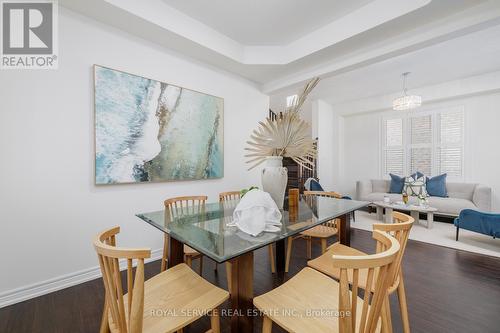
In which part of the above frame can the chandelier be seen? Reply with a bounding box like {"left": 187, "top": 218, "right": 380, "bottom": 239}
{"left": 393, "top": 72, "right": 422, "bottom": 111}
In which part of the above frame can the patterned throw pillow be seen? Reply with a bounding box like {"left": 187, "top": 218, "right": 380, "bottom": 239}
{"left": 403, "top": 176, "right": 428, "bottom": 198}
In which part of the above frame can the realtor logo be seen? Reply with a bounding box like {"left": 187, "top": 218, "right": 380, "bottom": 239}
{"left": 1, "top": 0, "right": 58, "bottom": 69}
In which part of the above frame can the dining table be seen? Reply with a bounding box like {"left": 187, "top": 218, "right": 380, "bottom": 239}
{"left": 137, "top": 195, "right": 369, "bottom": 333}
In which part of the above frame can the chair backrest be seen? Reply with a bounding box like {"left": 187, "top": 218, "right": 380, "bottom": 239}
{"left": 219, "top": 191, "right": 241, "bottom": 202}
{"left": 164, "top": 196, "right": 207, "bottom": 219}
{"left": 372, "top": 212, "right": 414, "bottom": 292}
{"left": 94, "top": 226, "right": 151, "bottom": 333}
{"left": 333, "top": 230, "right": 400, "bottom": 333}
{"left": 304, "top": 191, "right": 342, "bottom": 227}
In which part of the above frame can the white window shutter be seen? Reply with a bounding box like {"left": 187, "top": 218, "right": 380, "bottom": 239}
{"left": 383, "top": 118, "right": 404, "bottom": 176}
{"left": 386, "top": 118, "right": 403, "bottom": 147}
{"left": 382, "top": 108, "right": 464, "bottom": 179}
{"left": 409, "top": 115, "right": 432, "bottom": 175}
{"left": 385, "top": 149, "right": 404, "bottom": 176}
{"left": 438, "top": 111, "right": 464, "bottom": 178}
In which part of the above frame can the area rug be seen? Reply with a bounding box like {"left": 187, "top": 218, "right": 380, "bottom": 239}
{"left": 351, "top": 211, "right": 500, "bottom": 258}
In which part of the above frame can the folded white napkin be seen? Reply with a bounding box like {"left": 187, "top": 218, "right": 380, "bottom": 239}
{"left": 233, "top": 189, "right": 282, "bottom": 236}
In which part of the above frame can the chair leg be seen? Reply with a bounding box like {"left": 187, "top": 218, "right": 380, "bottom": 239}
{"left": 456, "top": 226, "right": 459, "bottom": 241}
{"left": 225, "top": 262, "right": 232, "bottom": 293}
{"left": 381, "top": 304, "right": 389, "bottom": 333}
{"left": 268, "top": 245, "right": 276, "bottom": 274}
{"left": 210, "top": 309, "right": 221, "bottom": 333}
{"left": 161, "top": 234, "right": 168, "bottom": 272}
{"left": 397, "top": 274, "right": 411, "bottom": 333}
{"left": 383, "top": 295, "right": 393, "bottom": 333}
{"left": 320, "top": 238, "right": 327, "bottom": 254}
{"left": 285, "top": 237, "right": 293, "bottom": 273}
{"left": 199, "top": 256, "right": 203, "bottom": 275}
{"left": 99, "top": 298, "right": 110, "bottom": 333}
{"left": 306, "top": 236, "right": 312, "bottom": 259}
{"left": 262, "top": 315, "right": 273, "bottom": 333}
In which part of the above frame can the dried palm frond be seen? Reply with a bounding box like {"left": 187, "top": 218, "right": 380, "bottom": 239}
{"left": 245, "top": 77, "right": 320, "bottom": 170}
{"left": 287, "top": 77, "right": 320, "bottom": 115}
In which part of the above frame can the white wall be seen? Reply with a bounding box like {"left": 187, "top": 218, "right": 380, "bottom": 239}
{"left": 312, "top": 100, "right": 343, "bottom": 191}
{"left": 341, "top": 93, "right": 500, "bottom": 211}
{"left": 0, "top": 8, "right": 268, "bottom": 305}
{"left": 341, "top": 112, "right": 380, "bottom": 196}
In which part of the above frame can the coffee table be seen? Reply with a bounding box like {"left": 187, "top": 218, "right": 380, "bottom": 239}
{"left": 373, "top": 201, "right": 438, "bottom": 229}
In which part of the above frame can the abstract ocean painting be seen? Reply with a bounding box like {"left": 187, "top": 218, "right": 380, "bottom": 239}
{"left": 94, "top": 65, "right": 223, "bottom": 184}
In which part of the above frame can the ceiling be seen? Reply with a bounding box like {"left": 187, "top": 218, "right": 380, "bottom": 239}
{"left": 280, "top": 24, "right": 500, "bottom": 107}
{"left": 60, "top": 0, "right": 500, "bottom": 96}
{"left": 162, "top": 0, "right": 374, "bottom": 45}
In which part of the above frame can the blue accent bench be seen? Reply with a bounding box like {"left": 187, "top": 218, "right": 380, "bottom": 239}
{"left": 454, "top": 209, "right": 500, "bottom": 241}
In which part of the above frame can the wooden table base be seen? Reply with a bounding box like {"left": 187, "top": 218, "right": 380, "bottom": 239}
{"left": 166, "top": 211, "right": 354, "bottom": 332}
{"left": 274, "top": 238, "right": 286, "bottom": 281}
{"left": 169, "top": 237, "right": 255, "bottom": 333}
{"left": 229, "top": 252, "right": 254, "bottom": 333}
{"left": 168, "top": 236, "right": 184, "bottom": 268}
{"left": 338, "top": 213, "right": 351, "bottom": 246}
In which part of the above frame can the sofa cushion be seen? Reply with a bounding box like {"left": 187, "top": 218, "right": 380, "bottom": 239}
{"left": 372, "top": 179, "right": 390, "bottom": 193}
{"left": 446, "top": 182, "right": 477, "bottom": 200}
{"left": 427, "top": 196, "right": 477, "bottom": 216}
{"left": 388, "top": 172, "right": 424, "bottom": 194}
{"left": 411, "top": 171, "right": 425, "bottom": 179}
{"left": 389, "top": 174, "right": 405, "bottom": 193}
{"left": 426, "top": 173, "right": 448, "bottom": 197}
{"left": 403, "top": 176, "right": 428, "bottom": 198}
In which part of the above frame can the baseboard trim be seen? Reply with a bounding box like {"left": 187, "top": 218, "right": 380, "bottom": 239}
{"left": 0, "top": 248, "right": 162, "bottom": 308}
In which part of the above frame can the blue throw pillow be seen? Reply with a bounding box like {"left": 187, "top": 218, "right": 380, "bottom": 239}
{"left": 411, "top": 171, "right": 424, "bottom": 179}
{"left": 390, "top": 172, "right": 425, "bottom": 194}
{"left": 426, "top": 173, "right": 447, "bottom": 197}
{"left": 310, "top": 179, "right": 324, "bottom": 191}
{"left": 389, "top": 174, "right": 405, "bottom": 193}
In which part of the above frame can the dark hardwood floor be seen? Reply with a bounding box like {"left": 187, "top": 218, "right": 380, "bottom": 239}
{"left": 1, "top": 228, "right": 499, "bottom": 333}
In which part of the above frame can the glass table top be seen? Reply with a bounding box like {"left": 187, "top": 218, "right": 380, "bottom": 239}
{"left": 136, "top": 197, "right": 369, "bottom": 263}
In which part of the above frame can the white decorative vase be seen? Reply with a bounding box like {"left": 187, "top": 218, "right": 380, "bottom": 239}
{"left": 261, "top": 156, "right": 288, "bottom": 209}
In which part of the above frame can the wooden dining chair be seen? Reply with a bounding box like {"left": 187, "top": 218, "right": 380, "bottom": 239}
{"left": 218, "top": 191, "right": 241, "bottom": 202}
{"left": 94, "top": 226, "right": 229, "bottom": 333}
{"left": 308, "top": 211, "right": 414, "bottom": 333}
{"left": 285, "top": 190, "right": 342, "bottom": 272}
{"left": 254, "top": 230, "right": 400, "bottom": 333}
{"left": 161, "top": 196, "right": 207, "bottom": 275}
{"left": 219, "top": 191, "right": 276, "bottom": 293}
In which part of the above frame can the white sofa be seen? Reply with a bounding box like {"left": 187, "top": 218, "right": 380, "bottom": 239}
{"left": 356, "top": 179, "right": 491, "bottom": 217}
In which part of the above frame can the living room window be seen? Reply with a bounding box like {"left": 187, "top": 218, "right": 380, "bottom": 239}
{"left": 382, "top": 107, "right": 464, "bottom": 179}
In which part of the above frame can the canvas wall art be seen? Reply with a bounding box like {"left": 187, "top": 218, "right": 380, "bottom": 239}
{"left": 94, "top": 65, "right": 224, "bottom": 184}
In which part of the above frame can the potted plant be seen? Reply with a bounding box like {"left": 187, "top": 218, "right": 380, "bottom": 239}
{"left": 245, "top": 78, "right": 320, "bottom": 208}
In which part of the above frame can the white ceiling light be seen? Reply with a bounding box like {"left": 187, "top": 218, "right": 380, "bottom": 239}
{"left": 393, "top": 72, "right": 422, "bottom": 111}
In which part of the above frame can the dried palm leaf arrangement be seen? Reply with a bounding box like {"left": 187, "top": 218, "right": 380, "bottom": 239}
{"left": 246, "top": 77, "right": 320, "bottom": 170}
